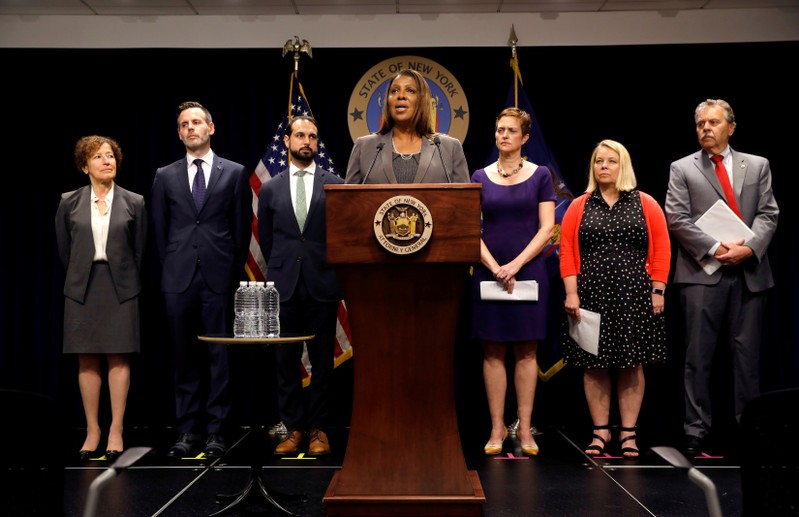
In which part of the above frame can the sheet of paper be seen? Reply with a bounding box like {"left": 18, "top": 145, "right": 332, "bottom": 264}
{"left": 479, "top": 280, "right": 538, "bottom": 301}
{"left": 568, "top": 308, "right": 601, "bottom": 356}
{"left": 694, "top": 200, "right": 756, "bottom": 275}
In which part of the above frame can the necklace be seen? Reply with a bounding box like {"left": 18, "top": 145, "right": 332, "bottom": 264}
{"left": 497, "top": 160, "right": 524, "bottom": 178}
{"left": 392, "top": 138, "right": 418, "bottom": 161}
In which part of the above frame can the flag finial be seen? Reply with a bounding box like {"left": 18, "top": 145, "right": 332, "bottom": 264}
{"left": 282, "top": 35, "right": 313, "bottom": 74}
{"left": 508, "top": 25, "right": 518, "bottom": 57}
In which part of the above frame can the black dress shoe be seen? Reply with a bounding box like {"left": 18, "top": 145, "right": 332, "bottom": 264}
{"left": 204, "top": 433, "right": 226, "bottom": 457}
{"left": 79, "top": 450, "right": 95, "bottom": 461}
{"left": 168, "top": 433, "right": 202, "bottom": 458}
{"left": 683, "top": 435, "right": 703, "bottom": 456}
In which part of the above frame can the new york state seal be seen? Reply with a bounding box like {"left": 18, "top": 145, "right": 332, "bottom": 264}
{"left": 373, "top": 196, "right": 434, "bottom": 255}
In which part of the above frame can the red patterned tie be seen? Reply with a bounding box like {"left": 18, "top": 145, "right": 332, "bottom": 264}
{"left": 711, "top": 155, "right": 742, "bottom": 220}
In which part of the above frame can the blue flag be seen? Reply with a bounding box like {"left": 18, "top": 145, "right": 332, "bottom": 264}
{"left": 485, "top": 60, "right": 575, "bottom": 381}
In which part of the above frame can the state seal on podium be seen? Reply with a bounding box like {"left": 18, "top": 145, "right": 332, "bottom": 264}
{"left": 373, "top": 195, "right": 433, "bottom": 255}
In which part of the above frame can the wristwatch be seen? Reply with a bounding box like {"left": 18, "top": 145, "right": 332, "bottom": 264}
{"left": 651, "top": 287, "right": 665, "bottom": 296}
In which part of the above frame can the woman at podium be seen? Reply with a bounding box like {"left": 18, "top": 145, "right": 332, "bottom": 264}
{"left": 345, "top": 68, "right": 469, "bottom": 184}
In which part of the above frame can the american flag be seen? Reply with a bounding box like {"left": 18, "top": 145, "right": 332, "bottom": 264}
{"left": 246, "top": 73, "right": 353, "bottom": 385}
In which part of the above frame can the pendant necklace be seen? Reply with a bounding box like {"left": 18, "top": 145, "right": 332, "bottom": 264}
{"left": 497, "top": 160, "right": 524, "bottom": 178}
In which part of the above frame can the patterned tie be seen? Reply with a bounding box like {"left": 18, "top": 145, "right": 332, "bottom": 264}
{"left": 192, "top": 158, "right": 206, "bottom": 208}
{"left": 295, "top": 169, "right": 308, "bottom": 230}
{"left": 711, "top": 155, "right": 742, "bottom": 220}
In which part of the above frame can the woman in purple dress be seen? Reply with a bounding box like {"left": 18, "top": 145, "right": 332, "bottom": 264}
{"left": 471, "top": 108, "right": 556, "bottom": 456}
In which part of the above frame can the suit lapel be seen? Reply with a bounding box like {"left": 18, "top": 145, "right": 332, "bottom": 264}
{"left": 381, "top": 132, "right": 397, "bottom": 184}
{"left": 729, "top": 148, "right": 747, "bottom": 200}
{"left": 307, "top": 169, "right": 325, "bottom": 223}
{"left": 415, "top": 137, "right": 436, "bottom": 183}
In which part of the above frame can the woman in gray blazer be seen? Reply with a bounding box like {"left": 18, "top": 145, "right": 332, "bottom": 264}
{"left": 345, "top": 68, "right": 469, "bottom": 184}
{"left": 55, "top": 135, "right": 147, "bottom": 461}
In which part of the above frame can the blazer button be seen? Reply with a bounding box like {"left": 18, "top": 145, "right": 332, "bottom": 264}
{"left": 296, "top": 256, "right": 303, "bottom": 262}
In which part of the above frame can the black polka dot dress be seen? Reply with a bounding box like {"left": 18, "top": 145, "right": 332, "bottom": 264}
{"left": 562, "top": 190, "right": 666, "bottom": 368}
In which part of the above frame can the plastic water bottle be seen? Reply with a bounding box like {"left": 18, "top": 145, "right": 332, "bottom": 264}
{"left": 243, "top": 281, "right": 260, "bottom": 337}
{"left": 264, "top": 281, "right": 280, "bottom": 338}
{"left": 233, "top": 281, "right": 248, "bottom": 338}
{"left": 255, "top": 281, "right": 266, "bottom": 337}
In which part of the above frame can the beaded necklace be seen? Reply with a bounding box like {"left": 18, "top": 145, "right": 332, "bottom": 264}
{"left": 497, "top": 160, "right": 524, "bottom": 178}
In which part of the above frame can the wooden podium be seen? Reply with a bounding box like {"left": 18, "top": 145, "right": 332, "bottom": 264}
{"left": 322, "top": 184, "right": 484, "bottom": 516}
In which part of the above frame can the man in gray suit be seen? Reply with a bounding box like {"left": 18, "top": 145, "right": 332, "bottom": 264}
{"left": 665, "top": 99, "right": 779, "bottom": 454}
{"left": 258, "top": 115, "right": 344, "bottom": 456}
{"left": 151, "top": 101, "right": 253, "bottom": 458}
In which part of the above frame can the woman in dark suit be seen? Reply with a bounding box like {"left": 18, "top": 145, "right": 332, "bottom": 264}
{"left": 55, "top": 135, "right": 147, "bottom": 461}
{"left": 345, "top": 68, "right": 469, "bottom": 184}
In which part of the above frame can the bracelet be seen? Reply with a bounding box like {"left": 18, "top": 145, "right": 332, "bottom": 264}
{"left": 651, "top": 287, "right": 665, "bottom": 296}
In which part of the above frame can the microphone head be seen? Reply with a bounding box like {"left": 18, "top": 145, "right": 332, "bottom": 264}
{"left": 433, "top": 136, "right": 441, "bottom": 145}
{"left": 376, "top": 142, "right": 385, "bottom": 150}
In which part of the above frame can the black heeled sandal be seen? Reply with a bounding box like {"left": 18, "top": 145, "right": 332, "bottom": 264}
{"left": 620, "top": 426, "right": 640, "bottom": 457}
{"left": 585, "top": 424, "right": 610, "bottom": 455}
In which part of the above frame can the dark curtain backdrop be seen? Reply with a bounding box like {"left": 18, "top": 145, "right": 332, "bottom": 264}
{"left": 2, "top": 42, "right": 797, "bottom": 437}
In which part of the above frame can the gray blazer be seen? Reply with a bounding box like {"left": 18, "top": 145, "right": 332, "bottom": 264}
{"left": 55, "top": 184, "right": 147, "bottom": 303}
{"left": 345, "top": 130, "right": 469, "bottom": 184}
{"left": 664, "top": 147, "right": 778, "bottom": 293}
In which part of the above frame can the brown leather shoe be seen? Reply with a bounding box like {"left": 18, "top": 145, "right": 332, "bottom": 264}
{"left": 274, "top": 430, "right": 303, "bottom": 455}
{"left": 308, "top": 429, "right": 331, "bottom": 456}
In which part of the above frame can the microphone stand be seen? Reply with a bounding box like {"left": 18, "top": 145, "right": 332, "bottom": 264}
{"left": 433, "top": 136, "right": 453, "bottom": 183}
{"left": 361, "top": 142, "right": 385, "bottom": 184}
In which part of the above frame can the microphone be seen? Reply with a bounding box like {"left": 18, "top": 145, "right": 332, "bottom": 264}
{"left": 361, "top": 142, "right": 385, "bottom": 184}
{"left": 433, "top": 136, "right": 452, "bottom": 183}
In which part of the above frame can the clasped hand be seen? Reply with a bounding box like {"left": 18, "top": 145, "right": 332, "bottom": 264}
{"left": 714, "top": 239, "right": 753, "bottom": 266}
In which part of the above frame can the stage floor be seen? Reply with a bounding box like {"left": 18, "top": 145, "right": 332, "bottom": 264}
{"left": 48, "top": 423, "right": 743, "bottom": 517}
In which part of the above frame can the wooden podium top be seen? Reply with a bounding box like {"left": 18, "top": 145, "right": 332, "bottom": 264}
{"left": 197, "top": 335, "right": 313, "bottom": 345}
{"left": 324, "top": 183, "right": 481, "bottom": 264}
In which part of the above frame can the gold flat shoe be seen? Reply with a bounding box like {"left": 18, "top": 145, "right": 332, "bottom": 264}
{"left": 521, "top": 442, "right": 539, "bottom": 456}
{"left": 484, "top": 427, "right": 509, "bottom": 455}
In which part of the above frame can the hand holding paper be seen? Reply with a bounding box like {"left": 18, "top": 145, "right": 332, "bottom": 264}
{"left": 694, "top": 200, "right": 755, "bottom": 275}
{"left": 568, "top": 309, "right": 601, "bottom": 356}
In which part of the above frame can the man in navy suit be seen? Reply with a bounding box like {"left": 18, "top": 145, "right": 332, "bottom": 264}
{"left": 665, "top": 99, "right": 779, "bottom": 455}
{"left": 151, "top": 101, "right": 253, "bottom": 458}
{"left": 258, "top": 115, "right": 344, "bottom": 456}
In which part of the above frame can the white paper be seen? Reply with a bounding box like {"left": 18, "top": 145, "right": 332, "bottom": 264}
{"left": 480, "top": 280, "right": 538, "bottom": 301}
{"left": 694, "top": 200, "right": 756, "bottom": 275}
{"left": 568, "top": 309, "right": 601, "bottom": 356}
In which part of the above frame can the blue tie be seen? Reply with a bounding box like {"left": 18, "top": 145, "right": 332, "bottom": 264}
{"left": 192, "top": 159, "right": 206, "bottom": 208}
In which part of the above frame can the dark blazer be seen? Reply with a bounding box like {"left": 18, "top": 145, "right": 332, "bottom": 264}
{"left": 55, "top": 184, "right": 147, "bottom": 303}
{"left": 257, "top": 167, "right": 344, "bottom": 303}
{"left": 345, "top": 130, "right": 470, "bottom": 184}
{"left": 665, "top": 147, "right": 779, "bottom": 293}
{"left": 150, "top": 154, "right": 252, "bottom": 294}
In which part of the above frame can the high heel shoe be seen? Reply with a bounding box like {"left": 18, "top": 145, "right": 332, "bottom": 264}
{"left": 484, "top": 427, "right": 508, "bottom": 455}
{"left": 585, "top": 424, "right": 610, "bottom": 456}
{"left": 521, "top": 442, "right": 539, "bottom": 456}
{"left": 619, "top": 426, "right": 640, "bottom": 457}
{"left": 105, "top": 450, "right": 122, "bottom": 462}
{"left": 79, "top": 450, "right": 95, "bottom": 461}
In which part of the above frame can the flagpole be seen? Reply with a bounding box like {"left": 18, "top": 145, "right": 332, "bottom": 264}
{"left": 508, "top": 25, "right": 521, "bottom": 108}
{"left": 281, "top": 35, "right": 314, "bottom": 164}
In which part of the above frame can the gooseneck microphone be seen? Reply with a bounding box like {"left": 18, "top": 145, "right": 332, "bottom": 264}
{"left": 361, "top": 142, "right": 385, "bottom": 184}
{"left": 433, "top": 136, "right": 453, "bottom": 183}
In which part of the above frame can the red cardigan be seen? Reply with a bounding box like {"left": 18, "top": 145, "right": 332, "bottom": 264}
{"left": 559, "top": 191, "right": 671, "bottom": 284}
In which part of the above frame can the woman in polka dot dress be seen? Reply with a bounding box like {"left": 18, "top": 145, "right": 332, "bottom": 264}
{"left": 559, "top": 139, "right": 671, "bottom": 458}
